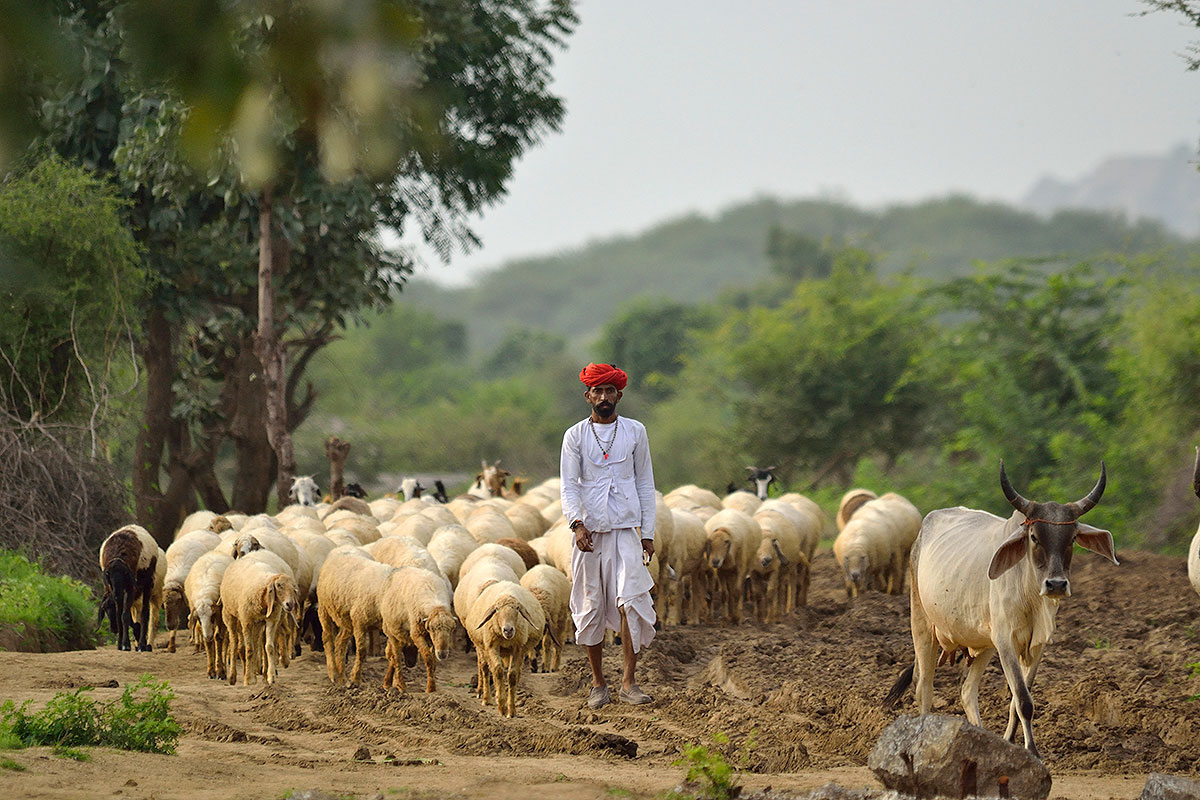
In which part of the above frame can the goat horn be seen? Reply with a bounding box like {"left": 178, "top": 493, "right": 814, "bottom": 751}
{"left": 998, "top": 460, "right": 1034, "bottom": 517}
{"left": 1068, "top": 462, "right": 1107, "bottom": 516}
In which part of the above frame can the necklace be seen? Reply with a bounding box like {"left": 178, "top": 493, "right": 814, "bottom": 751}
{"left": 588, "top": 417, "right": 619, "bottom": 460}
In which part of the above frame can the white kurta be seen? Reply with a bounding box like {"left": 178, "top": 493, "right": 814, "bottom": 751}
{"left": 560, "top": 415, "right": 657, "bottom": 652}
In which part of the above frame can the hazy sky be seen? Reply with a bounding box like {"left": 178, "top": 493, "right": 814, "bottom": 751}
{"left": 408, "top": 0, "right": 1200, "bottom": 285}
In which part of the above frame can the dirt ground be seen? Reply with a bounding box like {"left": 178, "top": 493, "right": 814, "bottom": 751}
{"left": 1, "top": 548, "right": 1198, "bottom": 800}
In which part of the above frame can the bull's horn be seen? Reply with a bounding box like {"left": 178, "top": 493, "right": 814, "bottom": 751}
{"left": 999, "top": 460, "right": 1034, "bottom": 516}
{"left": 1068, "top": 462, "right": 1106, "bottom": 516}
{"left": 1192, "top": 446, "right": 1200, "bottom": 500}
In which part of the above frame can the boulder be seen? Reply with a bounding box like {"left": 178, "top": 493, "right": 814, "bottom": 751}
{"left": 1140, "top": 773, "right": 1200, "bottom": 800}
{"left": 869, "top": 714, "right": 1051, "bottom": 800}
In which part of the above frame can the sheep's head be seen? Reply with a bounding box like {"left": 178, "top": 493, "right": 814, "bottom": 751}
{"left": 475, "top": 596, "right": 537, "bottom": 641}
{"left": 264, "top": 575, "right": 299, "bottom": 620}
{"left": 757, "top": 537, "right": 790, "bottom": 570}
{"left": 289, "top": 475, "right": 320, "bottom": 507}
{"left": 425, "top": 606, "right": 458, "bottom": 660}
{"left": 231, "top": 534, "right": 262, "bottom": 559}
{"left": 208, "top": 515, "right": 233, "bottom": 534}
{"left": 707, "top": 529, "right": 734, "bottom": 570}
{"left": 191, "top": 599, "right": 217, "bottom": 641}
{"left": 843, "top": 552, "right": 870, "bottom": 592}
{"left": 163, "top": 584, "right": 188, "bottom": 623}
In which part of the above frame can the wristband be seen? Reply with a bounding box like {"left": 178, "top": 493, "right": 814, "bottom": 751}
{"left": 569, "top": 519, "right": 584, "bottom": 531}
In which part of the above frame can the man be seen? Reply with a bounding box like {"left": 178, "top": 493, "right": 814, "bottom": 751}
{"left": 560, "top": 362, "right": 657, "bottom": 709}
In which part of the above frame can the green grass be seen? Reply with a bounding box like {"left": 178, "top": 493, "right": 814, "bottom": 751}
{"left": 0, "top": 756, "right": 25, "bottom": 771}
{"left": 0, "top": 549, "right": 98, "bottom": 652}
{"left": 0, "top": 674, "right": 180, "bottom": 754}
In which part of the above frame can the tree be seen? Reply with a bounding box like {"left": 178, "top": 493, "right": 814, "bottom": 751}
{"left": 716, "top": 248, "right": 935, "bottom": 487}
{"left": 34, "top": 0, "right": 577, "bottom": 541}
{"left": 765, "top": 226, "right": 834, "bottom": 281}
{"left": 597, "top": 298, "right": 717, "bottom": 398}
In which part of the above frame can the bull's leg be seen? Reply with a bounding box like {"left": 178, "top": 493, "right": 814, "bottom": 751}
{"left": 960, "top": 647, "right": 994, "bottom": 726}
{"left": 1005, "top": 645, "right": 1045, "bottom": 742}
{"left": 910, "top": 582, "right": 937, "bottom": 714}
{"left": 995, "top": 643, "right": 1038, "bottom": 758}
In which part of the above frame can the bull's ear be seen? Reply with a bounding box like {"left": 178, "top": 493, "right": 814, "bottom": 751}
{"left": 987, "top": 528, "right": 1028, "bottom": 579}
{"left": 1075, "top": 523, "right": 1119, "bottom": 565}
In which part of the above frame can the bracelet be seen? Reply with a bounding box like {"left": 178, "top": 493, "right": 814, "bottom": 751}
{"left": 569, "top": 519, "right": 583, "bottom": 531}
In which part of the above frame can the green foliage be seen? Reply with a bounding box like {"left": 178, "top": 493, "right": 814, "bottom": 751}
{"left": 0, "top": 675, "right": 181, "bottom": 755}
{"left": 719, "top": 249, "right": 935, "bottom": 486}
{"left": 766, "top": 226, "right": 834, "bottom": 281}
{"left": 0, "top": 153, "right": 144, "bottom": 422}
{"left": 0, "top": 549, "right": 99, "bottom": 652}
{"left": 598, "top": 298, "right": 717, "bottom": 399}
{"left": 668, "top": 732, "right": 741, "bottom": 800}
{"left": 0, "top": 756, "right": 25, "bottom": 771}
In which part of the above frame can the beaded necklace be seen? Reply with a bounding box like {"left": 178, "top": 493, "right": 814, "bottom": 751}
{"left": 589, "top": 416, "right": 619, "bottom": 460}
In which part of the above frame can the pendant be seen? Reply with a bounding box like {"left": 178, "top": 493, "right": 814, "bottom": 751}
{"left": 604, "top": 453, "right": 608, "bottom": 460}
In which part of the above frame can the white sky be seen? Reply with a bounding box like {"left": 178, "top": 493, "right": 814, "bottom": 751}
{"left": 409, "top": 0, "right": 1200, "bottom": 286}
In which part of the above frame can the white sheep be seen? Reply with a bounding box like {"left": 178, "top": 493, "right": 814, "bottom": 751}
{"left": 176, "top": 510, "right": 219, "bottom": 539}
{"left": 835, "top": 487, "right": 878, "bottom": 531}
{"left": 704, "top": 508, "right": 762, "bottom": 624}
{"left": 288, "top": 475, "right": 321, "bottom": 507}
{"left": 542, "top": 523, "right": 574, "bottom": 578}
{"left": 749, "top": 508, "right": 806, "bottom": 622}
{"left": 316, "top": 550, "right": 397, "bottom": 684}
{"left": 666, "top": 484, "right": 723, "bottom": 511}
{"left": 184, "top": 550, "right": 233, "bottom": 679}
{"left": 367, "top": 535, "right": 443, "bottom": 577}
{"left": 466, "top": 580, "right": 546, "bottom": 717}
{"left": 504, "top": 502, "right": 549, "bottom": 541}
{"left": 453, "top": 557, "right": 520, "bottom": 624}
{"left": 219, "top": 554, "right": 300, "bottom": 685}
{"left": 379, "top": 567, "right": 458, "bottom": 693}
{"left": 426, "top": 524, "right": 479, "bottom": 587}
{"left": 461, "top": 542, "right": 528, "bottom": 583}
{"left": 520, "top": 565, "right": 570, "bottom": 672}
{"left": 833, "top": 492, "right": 921, "bottom": 598}
{"left": 368, "top": 497, "right": 403, "bottom": 522}
{"left": 759, "top": 497, "right": 824, "bottom": 606}
{"left": 465, "top": 510, "right": 516, "bottom": 545}
{"left": 667, "top": 507, "right": 711, "bottom": 625}
{"left": 324, "top": 512, "right": 381, "bottom": 545}
{"left": 392, "top": 513, "right": 440, "bottom": 546}
{"left": 722, "top": 490, "right": 763, "bottom": 515}
{"left": 163, "top": 529, "right": 221, "bottom": 653}
{"left": 419, "top": 504, "right": 460, "bottom": 529}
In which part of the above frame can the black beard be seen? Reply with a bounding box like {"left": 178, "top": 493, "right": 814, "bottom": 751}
{"left": 593, "top": 402, "right": 615, "bottom": 418}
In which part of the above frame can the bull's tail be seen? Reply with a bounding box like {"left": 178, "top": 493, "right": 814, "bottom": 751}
{"left": 883, "top": 662, "right": 915, "bottom": 709}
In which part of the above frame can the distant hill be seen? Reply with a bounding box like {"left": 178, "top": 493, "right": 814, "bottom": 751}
{"left": 1022, "top": 142, "right": 1200, "bottom": 237}
{"left": 400, "top": 194, "right": 1193, "bottom": 359}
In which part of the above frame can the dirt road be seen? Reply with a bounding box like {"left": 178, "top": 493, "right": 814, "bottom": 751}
{"left": 1, "top": 549, "right": 1197, "bottom": 800}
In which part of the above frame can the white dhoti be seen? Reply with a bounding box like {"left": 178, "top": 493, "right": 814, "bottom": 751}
{"left": 570, "top": 528, "right": 656, "bottom": 652}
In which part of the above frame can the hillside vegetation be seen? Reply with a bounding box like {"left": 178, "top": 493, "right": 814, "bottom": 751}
{"left": 297, "top": 195, "right": 1200, "bottom": 553}
{"left": 401, "top": 195, "right": 1189, "bottom": 356}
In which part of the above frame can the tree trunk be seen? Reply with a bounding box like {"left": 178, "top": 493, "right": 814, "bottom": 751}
{"left": 252, "top": 186, "right": 297, "bottom": 510}
{"left": 132, "top": 308, "right": 197, "bottom": 547}
{"left": 326, "top": 436, "right": 351, "bottom": 499}
{"left": 228, "top": 343, "right": 275, "bottom": 512}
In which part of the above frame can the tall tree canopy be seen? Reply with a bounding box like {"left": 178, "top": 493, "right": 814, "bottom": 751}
{"left": 30, "top": 0, "right": 577, "bottom": 541}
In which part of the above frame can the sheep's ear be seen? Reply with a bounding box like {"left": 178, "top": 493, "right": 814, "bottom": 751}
{"left": 474, "top": 608, "right": 498, "bottom": 630}
{"left": 264, "top": 583, "right": 278, "bottom": 618}
{"left": 545, "top": 622, "right": 562, "bottom": 649}
{"left": 517, "top": 605, "right": 538, "bottom": 628}
{"left": 772, "top": 539, "right": 790, "bottom": 567}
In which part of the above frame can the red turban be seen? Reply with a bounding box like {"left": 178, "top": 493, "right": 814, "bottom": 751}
{"left": 579, "top": 362, "right": 627, "bottom": 390}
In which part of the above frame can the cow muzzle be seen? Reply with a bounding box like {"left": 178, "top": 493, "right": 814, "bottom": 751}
{"left": 1041, "top": 577, "right": 1070, "bottom": 597}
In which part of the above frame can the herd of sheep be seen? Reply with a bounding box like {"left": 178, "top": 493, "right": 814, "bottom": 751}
{"left": 94, "top": 477, "right": 931, "bottom": 717}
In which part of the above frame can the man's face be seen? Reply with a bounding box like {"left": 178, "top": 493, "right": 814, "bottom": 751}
{"left": 585, "top": 383, "right": 621, "bottom": 418}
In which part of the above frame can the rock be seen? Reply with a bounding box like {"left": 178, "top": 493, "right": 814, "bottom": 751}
{"left": 1140, "top": 773, "right": 1200, "bottom": 800}
{"left": 352, "top": 746, "right": 372, "bottom": 761}
{"left": 285, "top": 792, "right": 341, "bottom": 800}
{"left": 869, "top": 714, "right": 1051, "bottom": 800}
{"left": 799, "top": 785, "right": 912, "bottom": 800}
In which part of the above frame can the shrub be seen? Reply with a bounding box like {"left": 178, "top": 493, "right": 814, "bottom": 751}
{"left": 0, "top": 549, "right": 99, "bottom": 652}
{"left": 0, "top": 674, "right": 180, "bottom": 754}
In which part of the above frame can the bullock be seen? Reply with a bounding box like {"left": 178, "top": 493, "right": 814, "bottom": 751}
{"left": 884, "top": 461, "right": 1117, "bottom": 759}
{"left": 1190, "top": 448, "right": 1200, "bottom": 600}
{"left": 745, "top": 466, "right": 778, "bottom": 500}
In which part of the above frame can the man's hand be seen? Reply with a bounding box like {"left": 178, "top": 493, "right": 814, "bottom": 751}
{"left": 641, "top": 538, "right": 654, "bottom": 563}
{"left": 574, "top": 523, "right": 594, "bottom": 552}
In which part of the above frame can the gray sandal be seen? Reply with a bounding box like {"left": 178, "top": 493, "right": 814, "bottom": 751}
{"left": 587, "top": 685, "right": 612, "bottom": 709}
{"left": 618, "top": 684, "right": 653, "bottom": 705}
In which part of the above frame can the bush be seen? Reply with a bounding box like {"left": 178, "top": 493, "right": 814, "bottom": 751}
{"left": 0, "top": 674, "right": 180, "bottom": 755}
{"left": 0, "top": 549, "right": 99, "bottom": 652}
